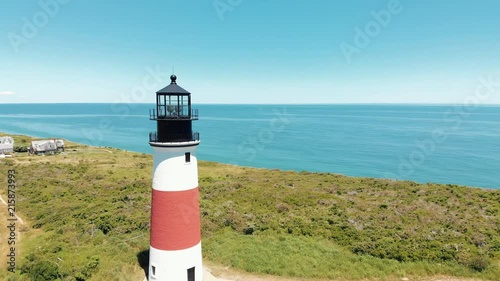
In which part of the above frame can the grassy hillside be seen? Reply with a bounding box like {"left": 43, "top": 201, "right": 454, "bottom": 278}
{"left": 0, "top": 134, "right": 498, "bottom": 281}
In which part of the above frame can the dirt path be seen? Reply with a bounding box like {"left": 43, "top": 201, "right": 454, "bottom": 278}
{"left": 0, "top": 195, "right": 26, "bottom": 271}
{"left": 202, "top": 263, "right": 486, "bottom": 281}
{"left": 140, "top": 268, "right": 233, "bottom": 281}
{"left": 0, "top": 196, "right": 25, "bottom": 224}
{"left": 203, "top": 267, "right": 234, "bottom": 281}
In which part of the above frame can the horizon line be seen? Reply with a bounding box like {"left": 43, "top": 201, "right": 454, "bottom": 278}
{"left": 1, "top": 102, "right": 500, "bottom": 106}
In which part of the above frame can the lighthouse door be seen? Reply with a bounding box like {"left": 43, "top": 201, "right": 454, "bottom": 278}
{"left": 188, "top": 267, "right": 194, "bottom": 281}
{"left": 187, "top": 267, "right": 195, "bottom": 281}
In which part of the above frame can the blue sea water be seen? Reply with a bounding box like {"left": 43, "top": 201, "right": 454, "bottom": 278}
{"left": 0, "top": 103, "right": 499, "bottom": 189}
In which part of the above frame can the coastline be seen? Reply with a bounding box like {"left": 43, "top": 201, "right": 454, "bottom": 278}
{"left": 1, "top": 103, "right": 500, "bottom": 189}
{"left": 1, "top": 133, "right": 499, "bottom": 280}
{"left": 1, "top": 131, "right": 497, "bottom": 190}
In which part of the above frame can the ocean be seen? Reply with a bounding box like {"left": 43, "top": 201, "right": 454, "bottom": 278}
{"left": 0, "top": 103, "right": 499, "bottom": 189}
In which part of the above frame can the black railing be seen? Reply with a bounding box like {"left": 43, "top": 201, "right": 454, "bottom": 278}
{"left": 149, "top": 109, "right": 199, "bottom": 120}
{"left": 149, "top": 132, "right": 200, "bottom": 142}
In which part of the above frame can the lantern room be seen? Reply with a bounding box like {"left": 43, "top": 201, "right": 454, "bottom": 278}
{"left": 149, "top": 75, "right": 199, "bottom": 143}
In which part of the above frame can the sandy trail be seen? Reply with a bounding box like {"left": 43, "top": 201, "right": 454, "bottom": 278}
{"left": 1, "top": 194, "right": 26, "bottom": 272}
{"left": 140, "top": 268, "right": 231, "bottom": 281}
{"left": 0, "top": 196, "right": 25, "bottom": 224}
{"left": 203, "top": 267, "right": 234, "bottom": 281}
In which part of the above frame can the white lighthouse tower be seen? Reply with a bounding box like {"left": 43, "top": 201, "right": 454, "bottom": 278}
{"left": 148, "top": 75, "right": 202, "bottom": 281}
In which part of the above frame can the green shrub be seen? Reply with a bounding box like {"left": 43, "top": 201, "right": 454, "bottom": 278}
{"left": 25, "top": 261, "right": 60, "bottom": 281}
{"left": 14, "top": 146, "right": 28, "bottom": 152}
{"left": 468, "top": 255, "right": 490, "bottom": 272}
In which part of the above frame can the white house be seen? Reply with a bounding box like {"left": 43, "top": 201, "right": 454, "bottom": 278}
{"left": 30, "top": 139, "right": 65, "bottom": 154}
{"left": 0, "top": 136, "right": 14, "bottom": 154}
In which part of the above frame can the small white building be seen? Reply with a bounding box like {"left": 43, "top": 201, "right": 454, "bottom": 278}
{"left": 30, "top": 139, "right": 65, "bottom": 154}
{"left": 0, "top": 136, "right": 14, "bottom": 154}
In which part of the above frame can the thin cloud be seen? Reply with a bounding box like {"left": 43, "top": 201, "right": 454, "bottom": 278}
{"left": 0, "top": 91, "right": 15, "bottom": 96}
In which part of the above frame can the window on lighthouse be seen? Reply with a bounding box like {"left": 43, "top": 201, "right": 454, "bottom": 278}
{"left": 167, "top": 95, "right": 179, "bottom": 117}
{"left": 157, "top": 95, "right": 165, "bottom": 117}
{"left": 179, "top": 95, "right": 189, "bottom": 116}
{"left": 185, "top": 152, "right": 191, "bottom": 163}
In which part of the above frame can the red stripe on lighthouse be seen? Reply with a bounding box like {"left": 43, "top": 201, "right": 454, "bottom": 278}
{"left": 150, "top": 188, "right": 201, "bottom": 251}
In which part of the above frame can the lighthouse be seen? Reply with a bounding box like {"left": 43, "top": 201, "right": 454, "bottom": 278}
{"left": 148, "top": 75, "right": 202, "bottom": 281}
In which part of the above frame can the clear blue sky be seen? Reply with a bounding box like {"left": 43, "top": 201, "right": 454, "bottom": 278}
{"left": 1, "top": 0, "right": 499, "bottom": 104}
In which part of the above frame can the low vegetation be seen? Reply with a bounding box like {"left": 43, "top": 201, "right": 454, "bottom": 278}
{"left": 0, "top": 133, "right": 498, "bottom": 280}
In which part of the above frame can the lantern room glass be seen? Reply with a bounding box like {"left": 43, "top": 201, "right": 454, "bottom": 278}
{"left": 157, "top": 95, "right": 190, "bottom": 118}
